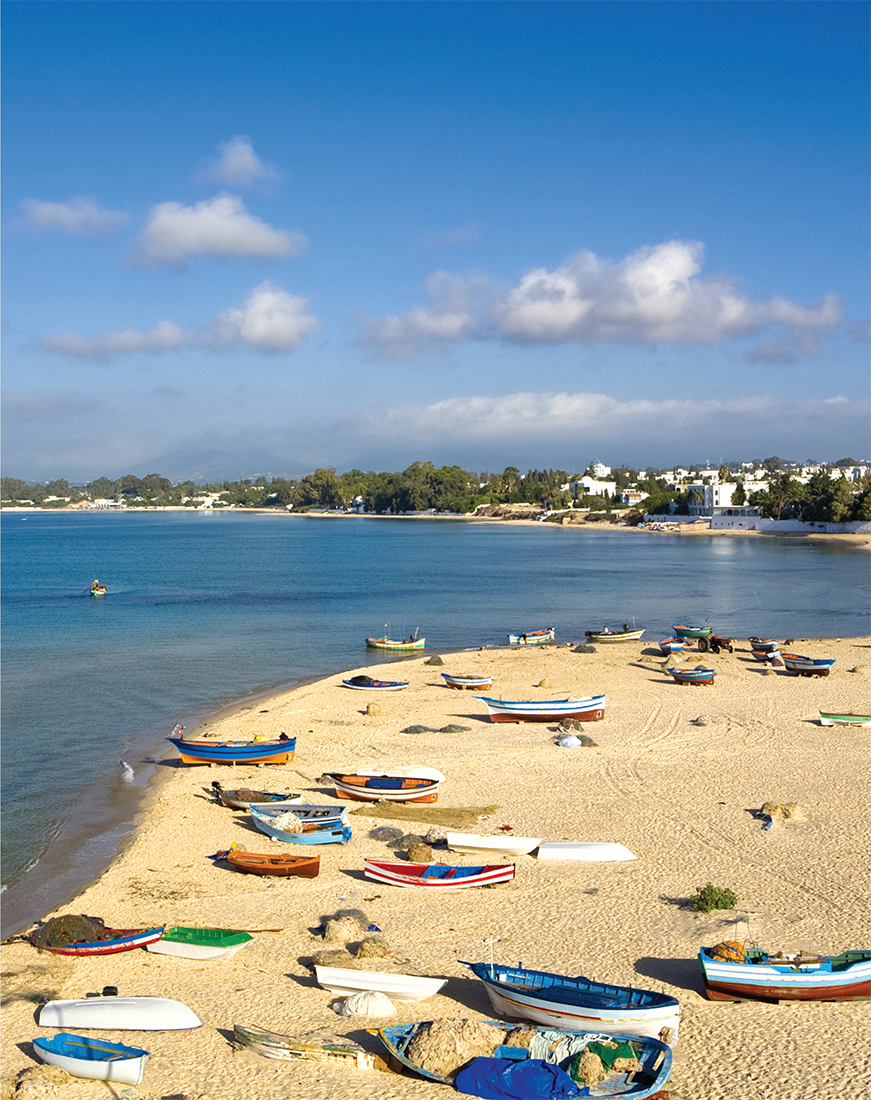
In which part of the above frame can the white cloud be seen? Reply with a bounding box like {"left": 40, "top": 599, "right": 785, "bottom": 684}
{"left": 207, "top": 136, "right": 280, "bottom": 187}
{"left": 134, "top": 193, "right": 306, "bottom": 265}
{"left": 40, "top": 284, "right": 319, "bottom": 359}
{"left": 19, "top": 196, "right": 129, "bottom": 236}
{"left": 364, "top": 240, "right": 843, "bottom": 361}
{"left": 215, "top": 282, "right": 320, "bottom": 351}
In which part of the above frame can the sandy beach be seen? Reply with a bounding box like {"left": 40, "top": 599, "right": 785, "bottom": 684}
{"left": 3, "top": 635, "right": 871, "bottom": 1100}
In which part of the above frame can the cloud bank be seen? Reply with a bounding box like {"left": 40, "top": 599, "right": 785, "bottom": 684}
{"left": 20, "top": 197, "right": 129, "bottom": 236}
{"left": 41, "top": 282, "right": 319, "bottom": 358}
{"left": 206, "top": 136, "right": 280, "bottom": 187}
{"left": 134, "top": 194, "right": 306, "bottom": 265}
{"left": 365, "top": 240, "right": 843, "bottom": 361}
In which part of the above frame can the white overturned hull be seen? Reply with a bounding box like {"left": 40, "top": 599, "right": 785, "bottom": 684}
{"left": 39, "top": 997, "right": 202, "bottom": 1031}
{"left": 145, "top": 940, "right": 250, "bottom": 960}
{"left": 314, "top": 966, "right": 448, "bottom": 1001}
{"left": 535, "top": 842, "right": 637, "bottom": 861}
{"left": 446, "top": 832, "right": 542, "bottom": 856}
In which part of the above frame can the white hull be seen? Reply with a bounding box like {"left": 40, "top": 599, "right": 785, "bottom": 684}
{"left": 39, "top": 997, "right": 202, "bottom": 1031}
{"left": 535, "top": 842, "right": 637, "bottom": 861}
{"left": 34, "top": 1040, "right": 148, "bottom": 1086}
{"left": 446, "top": 832, "right": 542, "bottom": 856}
{"left": 314, "top": 966, "right": 447, "bottom": 1001}
{"left": 332, "top": 777, "right": 442, "bottom": 802}
{"left": 146, "top": 939, "right": 250, "bottom": 960}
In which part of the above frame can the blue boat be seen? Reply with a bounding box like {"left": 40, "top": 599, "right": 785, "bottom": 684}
{"left": 782, "top": 652, "right": 835, "bottom": 677}
{"left": 250, "top": 806, "right": 351, "bottom": 845}
{"left": 372, "top": 1019, "right": 672, "bottom": 1096}
{"left": 33, "top": 1034, "right": 149, "bottom": 1086}
{"left": 458, "top": 960, "right": 680, "bottom": 1044}
{"left": 166, "top": 733, "right": 296, "bottom": 765}
{"left": 668, "top": 666, "right": 715, "bottom": 686}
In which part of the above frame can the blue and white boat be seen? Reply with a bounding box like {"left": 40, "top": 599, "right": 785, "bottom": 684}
{"left": 508, "top": 627, "right": 555, "bottom": 646}
{"left": 458, "top": 960, "right": 681, "bottom": 1044}
{"left": 250, "top": 806, "right": 351, "bottom": 845}
{"left": 475, "top": 694, "right": 605, "bottom": 723}
{"left": 698, "top": 943, "right": 871, "bottom": 1001}
{"left": 667, "top": 666, "right": 715, "bottom": 686}
{"left": 782, "top": 652, "right": 835, "bottom": 676}
{"left": 166, "top": 732, "right": 296, "bottom": 765}
{"left": 33, "top": 1034, "right": 149, "bottom": 1086}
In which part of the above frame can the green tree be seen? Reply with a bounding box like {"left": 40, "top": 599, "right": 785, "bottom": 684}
{"left": 1, "top": 478, "right": 28, "bottom": 500}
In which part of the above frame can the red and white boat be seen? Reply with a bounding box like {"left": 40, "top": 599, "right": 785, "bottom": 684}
{"left": 475, "top": 694, "right": 605, "bottom": 723}
{"left": 363, "top": 859, "right": 515, "bottom": 889}
{"left": 28, "top": 927, "right": 164, "bottom": 956}
{"left": 327, "top": 767, "right": 444, "bottom": 803}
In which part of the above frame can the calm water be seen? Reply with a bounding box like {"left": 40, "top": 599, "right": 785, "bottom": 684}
{"left": 2, "top": 511, "right": 868, "bottom": 935}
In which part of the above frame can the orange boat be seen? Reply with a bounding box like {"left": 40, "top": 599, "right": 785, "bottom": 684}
{"left": 225, "top": 851, "right": 320, "bottom": 878}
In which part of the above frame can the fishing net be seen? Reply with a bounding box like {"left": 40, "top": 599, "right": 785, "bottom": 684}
{"left": 404, "top": 1018, "right": 502, "bottom": 1079}
{"left": 29, "top": 914, "right": 107, "bottom": 948}
{"left": 269, "top": 811, "right": 303, "bottom": 832}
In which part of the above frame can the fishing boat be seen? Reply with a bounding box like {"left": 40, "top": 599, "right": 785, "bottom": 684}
{"left": 211, "top": 782, "right": 302, "bottom": 809}
{"left": 327, "top": 768, "right": 444, "bottom": 803}
{"left": 458, "top": 961, "right": 681, "bottom": 1044}
{"left": 233, "top": 1023, "right": 376, "bottom": 1068}
{"left": 225, "top": 850, "right": 321, "bottom": 877}
{"left": 145, "top": 926, "right": 253, "bottom": 960}
{"left": 658, "top": 637, "right": 686, "bottom": 655}
{"left": 667, "top": 666, "right": 715, "bottom": 686}
{"left": 535, "top": 842, "right": 637, "bottom": 861}
{"left": 342, "top": 676, "right": 409, "bottom": 690}
{"left": 365, "top": 629, "right": 425, "bottom": 651}
{"left": 698, "top": 942, "right": 871, "bottom": 1002}
{"left": 782, "top": 652, "right": 835, "bottom": 677}
{"left": 39, "top": 997, "right": 202, "bottom": 1030}
{"left": 475, "top": 694, "right": 606, "bottom": 723}
{"left": 446, "top": 832, "right": 542, "bottom": 856}
{"left": 247, "top": 803, "right": 349, "bottom": 826}
{"left": 819, "top": 711, "right": 871, "bottom": 727}
{"left": 33, "top": 1034, "right": 149, "bottom": 1086}
{"left": 363, "top": 859, "right": 515, "bottom": 890}
{"left": 441, "top": 672, "right": 494, "bottom": 690}
{"left": 508, "top": 627, "right": 555, "bottom": 646}
{"left": 748, "top": 637, "right": 778, "bottom": 651}
{"left": 89, "top": 582, "right": 107, "bottom": 597}
{"left": 166, "top": 733, "right": 296, "bottom": 765}
{"left": 751, "top": 646, "right": 781, "bottom": 662}
{"left": 250, "top": 807, "right": 351, "bottom": 845}
{"left": 671, "top": 623, "right": 712, "bottom": 641}
{"left": 28, "top": 926, "right": 164, "bottom": 957}
{"left": 585, "top": 627, "right": 645, "bottom": 643}
{"left": 314, "top": 965, "right": 448, "bottom": 1001}
{"left": 371, "top": 1019, "right": 672, "bottom": 1096}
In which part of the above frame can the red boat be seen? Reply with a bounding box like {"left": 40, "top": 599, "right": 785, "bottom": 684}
{"left": 363, "top": 859, "right": 515, "bottom": 889}
{"left": 29, "top": 927, "right": 164, "bottom": 956}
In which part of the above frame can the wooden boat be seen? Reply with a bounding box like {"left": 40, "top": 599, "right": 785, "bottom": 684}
{"left": 166, "top": 733, "right": 295, "bottom": 765}
{"left": 535, "top": 842, "right": 637, "bottom": 861}
{"left": 233, "top": 1023, "right": 376, "bottom": 1068}
{"left": 366, "top": 631, "right": 425, "bottom": 651}
{"left": 446, "top": 832, "right": 542, "bottom": 856}
{"left": 475, "top": 694, "right": 606, "bottom": 723}
{"left": 751, "top": 647, "right": 781, "bottom": 662}
{"left": 327, "top": 768, "right": 444, "bottom": 803}
{"left": 508, "top": 627, "right": 555, "bottom": 646}
{"left": 585, "top": 628, "right": 645, "bottom": 643}
{"left": 225, "top": 850, "right": 321, "bottom": 877}
{"left": 211, "top": 782, "right": 302, "bottom": 809}
{"left": 819, "top": 711, "right": 871, "bottom": 727}
{"left": 250, "top": 807, "right": 351, "bottom": 845}
{"left": 671, "top": 623, "right": 712, "bottom": 641}
{"left": 658, "top": 637, "right": 686, "bottom": 654}
{"left": 39, "top": 996, "right": 202, "bottom": 1030}
{"left": 782, "top": 652, "right": 835, "bottom": 677}
{"left": 441, "top": 672, "right": 494, "bottom": 690}
{"left": 248, "top": 803, "right": 348, "bottom": 826}
{"left": 748, "top": 637, "right": 778, "bottom": 650}
{"left": 698, "top": 943, "right": 871, "bottom": 1002}
{"left": 314, "top": 965, "right": 448, "bottom": 1001}
{"left": 28, "top": 926, "right": 164, "bottom": 956}
{"left": 89, "top": 584, "right": 107, "bottom": 597}
{"left": 342, "top": 676, "right": 408, "bottom": 690}
{"left": 363, "top": 859, "right": 515, "bottom": 889}
{"left": 458, "top": 961, "right": 680, "bottom": 1044}
{"left": 145, "top": 926, "right": 253, "bottom": 959}
{"left": 33, "top": 1034, "right": 149, "bottom": 1086}
{"left": 667, "top": 666, "right": 715, "bottom": 686}
{"left": 372, "top": 1019, "right": 673, "bottom": 1095}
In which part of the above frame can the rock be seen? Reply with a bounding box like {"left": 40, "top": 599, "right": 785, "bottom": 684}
{"left": 424, "top": 825, "right": 448, "bottom": 843}
{"left": 370, "top": 826, "right": 404, "bottom": 842}
{"left": 407, "top": 842, "right": 434, "bottom": 862}
{"left": 573, "top": 644, "right": 596, "bottom": 654}
{"left": 425, "top": 654, "right": 444, "bottom": 665}
{"left": 366, "top": 702, "right": 382, "bottom": 716}
{"left": 395, "top": 833, "right": 425, "bottom": 851}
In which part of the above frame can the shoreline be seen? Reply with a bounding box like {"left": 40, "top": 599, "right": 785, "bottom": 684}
{"left": 3, "top": 638, "right": 870, "bottom": 1099}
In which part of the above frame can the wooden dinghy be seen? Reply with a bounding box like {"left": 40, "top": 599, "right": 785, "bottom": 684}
{"left": 211, "top": 781, "right": 302, "bottom": 809}
{"left": 364, "top": 859, "right": 515, "bottom": 890}
{"left": 667, "top": 665, "right": 715, "bottom": 686}
{"left": 459, "top": 961, "right": 680, "bottom": 1045}
{"left": 226, "top": 849, "right": 321, "bottom": 877}
{"left": 698, "top": 943, "right": 871, "bottom": 1002}
{"left": 782, "top": 652, "right": 835, "bottom": 677}
{"left": 585, "top": 627, "right": 645, "bottom": 643}
{"left": 446, "top": 832, "right": 542, "bottom": 856}
{"left": 475, "top": 694, "right": 606, "bottom": 723}
{"left": 342, "top": 675, "right": 409, "bottom": 690}
{"left": 250, "top": 807, "right": 351, "bottom": 845}
{"left": 671, "top": 623, "right": 712, "bottom": 641}
{"left": 328, "top": 767, "right": 444, "bottom": 803}
{"left": 248, "top": 803, "right": 348, "bottom": 826}
{"left": 366, "top": 632, "right": 425, "bottom": 651}
{"left": 658, "top": 636, "right": 686, "bottom": 654}
{"left": 145, "top": 926, "right": 253, "bottom": 959}
{"left": 233, "top": 1023, "right": 376, "bottom": 1068}
{"left": 535, "top": 842, "right": 637, "bottom": 862}
{"left": 508, "top": 627, "right": 555, "bottom": 646}
{"left": 166, "top": 733, "right": 296, "bottom": 765}
{"left": 819, "top": 711, "right": 871, "bottom": 727}
{"left": 441, "top": 672, "right": 494, "bottom": 690}
{"left": 372, "top": 1019, "right": 673, "bottom": 1096}
{"left": 33, "top": 1034, "right": 149, "bottom": 1086}
{"left": 39, "top": 996, "right": 202, "bottom": 1031}
{"left": 28, "top": 925, "right": 164, "bottom": 956}
{"left": 314, "top": 965, "right": 448, "bottom": 1001}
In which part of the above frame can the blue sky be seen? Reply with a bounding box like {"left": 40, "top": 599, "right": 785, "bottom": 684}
{"left": 3, "top": 0, "right": 868, "bottom": 482}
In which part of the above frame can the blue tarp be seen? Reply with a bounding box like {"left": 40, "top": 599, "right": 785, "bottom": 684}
{"left": 454, "top": 1058, "right": 584, "bottom": 1099}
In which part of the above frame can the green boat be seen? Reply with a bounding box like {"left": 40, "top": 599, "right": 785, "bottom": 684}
{"left": 145, "top": 926, "right": 253, "bottom": 960}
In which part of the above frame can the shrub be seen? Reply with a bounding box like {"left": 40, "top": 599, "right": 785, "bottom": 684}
{"left": 689, "top": 882, "right": 737, "bottom": 913}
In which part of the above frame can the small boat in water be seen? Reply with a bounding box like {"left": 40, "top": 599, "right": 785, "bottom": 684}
{"left": 585, "top": 627, "right": 645, "bottom": 643}
{"left": 314, "top": 965, "right": 448, "bottom": 1001}
{"left": 475, "top": 694, "right": 606, "bottom": 722}
{"left": 366, "top": 629, "right": 424, "bottom": 651}
{"left": 327, "top": 767, "right": 444, "bottom": 803}
{"left": 166, "top": 731, "right": 296, "bottom": 765}
{"left": 668, "top": 666, "right": 715, "bottom": 686}
{"left": 33, "top": 1034, "right": 149, "bottom": 1086}
{"left": 211, "top": 782, "right": 302, "bottom": 810}
{"left": 459, "top": 960, "right": 680, "bottom": 1044}
{"left": 782, "top": 652, "right": 835, "bottom": 677}
{"left": 698, "top": 942, "right": 871, "bottom": 1002}
{"left": 819, "top": 711, "right": 871, "bottom": 727}
{"left": 89, "top": 583, "right": 107, "bottom": 597}
{"left": 225, "top": 850, "right": 321, "bottom": 877}
{"left": 671, "top": 623, "right": 712, "bottom": 641}
{"left": 508, "top": 627, "right": 555, "bottom": 646}
{"left": 145, "top": 926, "right": 253, "bottom": 960}
{"left": 341, "top": 676, "right": 409, "bottom": 690}
{"left": 364, "top": 859, "right": 515, "bottom": 890}
{"left": 441, "top": 672, "right": 494, "bottom": 690}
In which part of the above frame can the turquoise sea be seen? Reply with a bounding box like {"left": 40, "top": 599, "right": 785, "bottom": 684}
{"left": 1, "top": 510, "right": 868, "bottom": 936}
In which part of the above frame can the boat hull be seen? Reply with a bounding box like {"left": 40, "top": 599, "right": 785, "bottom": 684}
{"left": 672, "top": 624, "right": 712, "bottom": 639}
{"left": 782, "top": 653, "right": 835, "bottom": 676}
{"left": 535, "top": 842, "right": 637, "bottom": 862}
{"left": 508, "top": 628, "right": 555, "bottom": 646}
{"left": 476, "top": 695, "right": 605, "bottom": 722}
{"left": 585, "top": 629, "right": 645, "bottom": 643}
{"left": 251, "top": 813, "right": 351, "bottom": 845}
{"left": 446, "top": 832, "right": 542, "bottom": 856}
{"left": 441, "top": 673, "right": 493, "bottom": 690}
{"left": 234, "top": 1023, "right": 376, "bottom": 1068}
{"left": 658, "top": 637, "right": 686, "bottom": 654}
{"left": 39, "top": 997, "right": 202, "bottom": 1031}
{"left": 30, "top": 927, "right": 164, "bottom": 956}
{"left": 819, "top": 712, "right": 871, "bottom": 727}
{"left": 329, "top": 774, "right": 441, "bottom": 802}
{"left": 366, "top": 637, "right": 425, "bottom": 650}
{"left": 214, "top": 786, "right": 302, "bottom": 809}
{"left": 33, "top": 1035, "right": 148, "bottom": 1086}
{"left": 314, "top": 965, "right": 448, "bottom": 1001}
{"left": 364, "top": 859, "right": 515, "bottom": 890}
{"left": 226, "top": 851, "right": 320, "bottom": 877}
{"left": 342, "top": 679, "right": 408, "bottom": 690}
{"left": 668, "top": 668, "right": 715, "bottom": 686}
{"left": 698, "top": 948, "right": 871, "bottom": 1002}
{"left": 145, "top": 926, "right": 252, "bottom": 960}
{"left": 166, "top": 735, "right": 296, "bottom": 765}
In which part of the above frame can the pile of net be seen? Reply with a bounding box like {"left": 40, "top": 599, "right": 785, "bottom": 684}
{"left": 29, "top": 914, "right": 108, "bottom": 948}
{"left": 708, "top": 941, "right": 748, "bottom": 963}
{"left": 269, "top": 811, "right": 303, "bottom": 833}
{"left": 404, "top": 1019, "right": 515, "bottom": 1078}
{"left": 565, "top": 1041, "right": 642, "bottom": 1087}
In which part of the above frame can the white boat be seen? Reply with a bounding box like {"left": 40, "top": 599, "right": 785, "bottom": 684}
{"left": 145, "top": 926, "right": 253, "bottom": 960}
{"left": 446, "top": 832, "right": 542, "bottom": 856}
{"left": 38, "top": 996, "right": 202, "bottom": 1031}
{"left": 535, "top": 842, "right": 637, "bottom": 861}
{"left": 33, "top": 1034, "right": 149, "bottom": 1086}
{"left": 313, "top": 966, "right": 448, "bottom": 1002}
{"left": 475, "top": 694, "right": 606, "bottom": 723}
